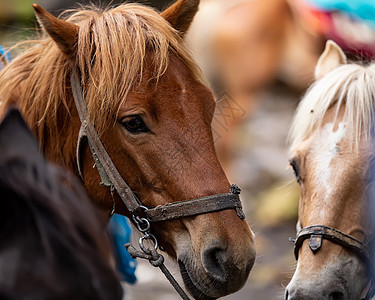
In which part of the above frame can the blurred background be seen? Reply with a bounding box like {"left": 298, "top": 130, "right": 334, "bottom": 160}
{"left": 1, "top": 0, "right": 374, "bottom": 299}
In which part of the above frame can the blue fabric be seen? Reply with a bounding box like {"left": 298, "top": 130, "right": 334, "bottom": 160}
{"left": 0, "top": 45, "right": 11, "bottom": 62}
{"left": 307, "top": 0, "right": 375, "bottom": 24}
{"left": 107, "top": 214, "right": 137, "bottom": 284}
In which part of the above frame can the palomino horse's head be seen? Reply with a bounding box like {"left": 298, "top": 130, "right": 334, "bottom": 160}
{"left": 0, "top": 1, "right": 255, "bottom": 298}
{"left": 285, "top": 41, "right": 375, "bottom": 299}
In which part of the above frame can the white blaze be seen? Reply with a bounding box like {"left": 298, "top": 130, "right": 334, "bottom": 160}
{"left": 312, "top": 122, "right": 347, "bottom": 199}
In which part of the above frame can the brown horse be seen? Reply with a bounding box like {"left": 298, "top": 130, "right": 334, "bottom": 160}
{"left": 286, "top": 41, "right": 374, "bottom": 299}
{"left": 0, "top": 1, "right": 255, "bottom": 299}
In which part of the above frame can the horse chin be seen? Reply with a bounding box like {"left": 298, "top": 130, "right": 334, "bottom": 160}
{"left": 178, "top": 259, "right": 217, "bottom": 300}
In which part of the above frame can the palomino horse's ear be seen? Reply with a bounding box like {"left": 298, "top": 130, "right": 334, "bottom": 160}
{"left": 161, "top": 0, "right": 199, "bottom": 36}
{"left": 32, "top": 4, "right": 79, "bottom": 60}
{"left": 315, "top": 40, "right": 347, "bottom": 80}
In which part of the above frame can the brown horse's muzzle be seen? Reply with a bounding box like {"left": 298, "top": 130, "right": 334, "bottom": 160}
{"left": 176, "top": 210, "right": 255, "bottom": 299}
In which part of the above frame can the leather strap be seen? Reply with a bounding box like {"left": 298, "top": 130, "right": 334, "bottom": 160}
{"left": 293, "top": 225, "right": 369, "bottom": 262}
{"left": 71, "top": 69, "right": 142, "bottom": 213}
{"left": 145, "top": 192, "right": 245, "bottom": 222}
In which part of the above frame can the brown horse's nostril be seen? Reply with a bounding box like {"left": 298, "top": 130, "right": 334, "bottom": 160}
{"left": 202, "top": 246, "right": 227, "bottom": 282}
{"left": 329, "top": 291, "right": 344, "bottom": 300}
{"left": 285, "top": 289, "right": 289, "bottom": 300}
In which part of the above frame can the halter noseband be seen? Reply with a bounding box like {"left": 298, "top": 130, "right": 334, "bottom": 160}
{"left": 70, "top": 68, "right": 246, "bottom": 222}
{"left": 291, "top": 224, "right": 369, "bottom": 262}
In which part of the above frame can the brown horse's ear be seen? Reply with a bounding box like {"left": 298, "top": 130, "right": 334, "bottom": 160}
{"left": 32, "top": 3, "right": 79, "bottom": 60}
{"left": 161, "top": 0, "right": 199, "bottom": 36}
{"left": 315, "top": 40, "right": 347, "bottom": 80}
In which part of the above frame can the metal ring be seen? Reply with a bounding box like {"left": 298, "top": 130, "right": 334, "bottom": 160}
{"left": 138, "top": 205, "right": 149, "bottom": 212}
{"left": 132, "top": 215, "right": 151, "bottom": 233}
{"left": 132, "top": 206, "right": 151, "bottom": 232}
{"left": 139, "top": 233, "right": 158, "bottom": 254}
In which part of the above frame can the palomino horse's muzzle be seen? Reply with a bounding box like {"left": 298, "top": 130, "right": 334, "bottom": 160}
{"left": 290, "top": 223, "right": 374, "bottom": 299}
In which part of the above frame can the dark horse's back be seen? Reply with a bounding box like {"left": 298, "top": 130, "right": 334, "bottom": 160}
{"left": 0, "top": 108, "right": 123, "bottom": 300}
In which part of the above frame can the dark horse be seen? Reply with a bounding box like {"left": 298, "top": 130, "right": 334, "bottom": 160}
{"left": 0, "top": 108, "right": 122, "bottom": 299}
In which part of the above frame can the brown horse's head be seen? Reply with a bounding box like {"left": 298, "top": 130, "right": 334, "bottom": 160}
{"left": 286, "top": 41, "right": 375, "bottom": 299}
{"left": 0, "top": 1, "right": 255, "bottom": 298}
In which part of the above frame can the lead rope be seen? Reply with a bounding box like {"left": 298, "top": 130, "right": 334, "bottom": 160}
{"left": 125, "top": 209, "right": 191, "bottom": 300}
{"left": 125, "top": 245, "right": 191, "bottom": 300}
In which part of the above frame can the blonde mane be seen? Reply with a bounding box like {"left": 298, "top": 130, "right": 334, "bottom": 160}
{"left": 0, "top": 3, "right": 201, "bottom": 147}
{"left": 289, "top": 62, "right": 375, "bottom": 151}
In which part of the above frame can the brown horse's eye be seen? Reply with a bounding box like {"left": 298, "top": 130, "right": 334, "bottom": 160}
{"left": 121, "top": 115, "right": 149, "bottom": 134}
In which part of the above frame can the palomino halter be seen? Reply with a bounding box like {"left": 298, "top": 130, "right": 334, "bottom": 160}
{"left": 70, "top": 68, "right": 246, "bottom": 299}
{"left": 290, "top": 223, "right": 374, "bottom": 299}
{"left": 291, "top": 223, "right": 369, "bottom": 261}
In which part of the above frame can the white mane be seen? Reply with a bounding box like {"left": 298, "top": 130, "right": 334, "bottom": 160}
{"left": 289, "top": 62, "right": 375, "bottom": 151}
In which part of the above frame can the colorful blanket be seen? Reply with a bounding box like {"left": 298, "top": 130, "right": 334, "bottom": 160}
{"left": 298, "top": 0, "right": 375, "bottom": 58}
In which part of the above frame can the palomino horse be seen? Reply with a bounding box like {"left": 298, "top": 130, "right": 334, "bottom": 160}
{"left": 286, "top": 40, "right": 374, "bottom": 299}
{"left": 0, "top": 1, "right": 255, "bottom": 299}
{"left": 0, "top": 108, "right": 123, "bottom": 299}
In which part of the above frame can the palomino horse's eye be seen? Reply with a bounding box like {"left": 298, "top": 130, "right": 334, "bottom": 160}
{"left": 121, "top": 115, "right": 150, "bottom": 134}
{"left": 289, "top": 160, "right": 301, "bottom": 183}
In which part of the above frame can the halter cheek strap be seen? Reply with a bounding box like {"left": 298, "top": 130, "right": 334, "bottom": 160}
{"left": 70, "top": 68, "right": 246, "bottom": 221}
{"left": 71, "top": 68, "right": 142, "bottom": 213}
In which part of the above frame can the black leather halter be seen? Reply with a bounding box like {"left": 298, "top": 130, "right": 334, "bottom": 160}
{"left": 70, "top": 68, "right": 246, "bottom": 222}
